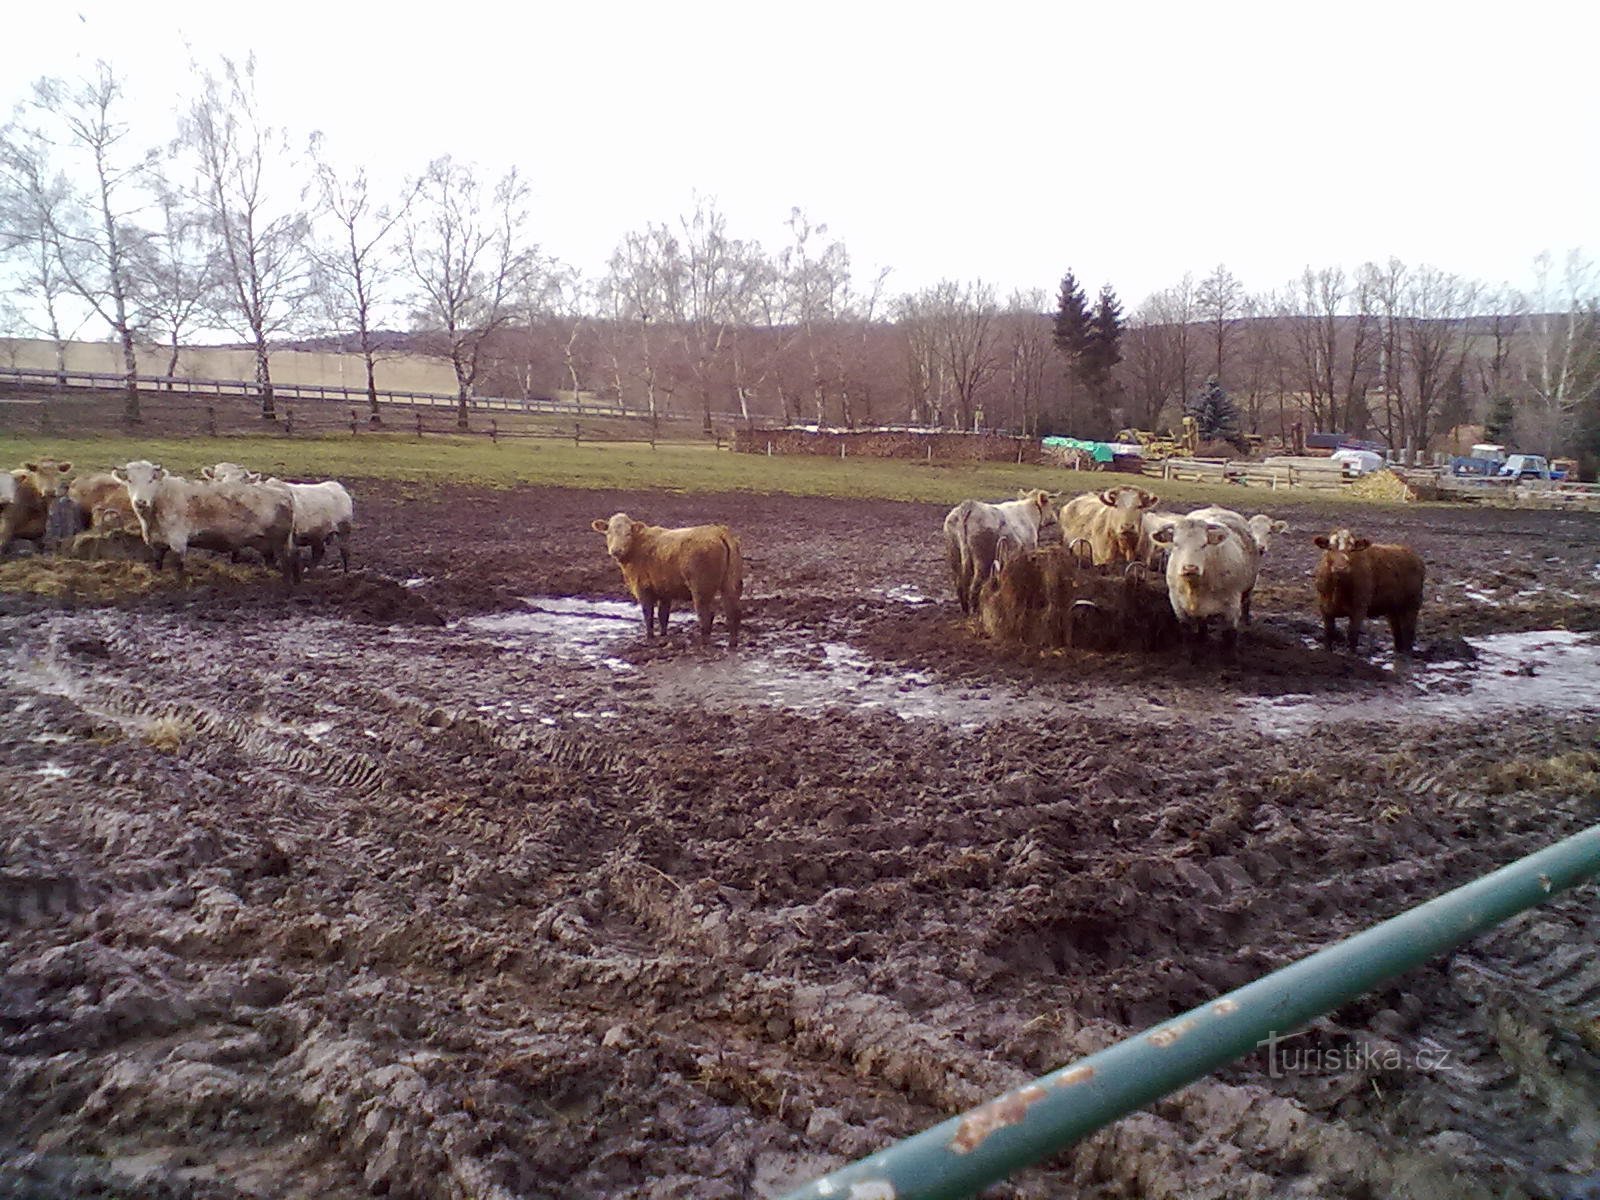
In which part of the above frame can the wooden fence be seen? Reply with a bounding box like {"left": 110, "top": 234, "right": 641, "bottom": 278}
{"left": 1151, "top": 457, "right": 1352, "bottom": 490}
{"left": 0, "top": 363, "right": 636, "bottom": 417}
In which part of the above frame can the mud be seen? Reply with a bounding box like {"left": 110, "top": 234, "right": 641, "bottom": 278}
{"left": 3, "top": 483, "right": 1600, "bottom": 1199}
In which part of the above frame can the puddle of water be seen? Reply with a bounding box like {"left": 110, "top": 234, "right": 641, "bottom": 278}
{"left": 465, "top": 598, "right": 642, "bottom": 669}
{"left": 1244, "top": 630, "right": 1600, "bottom": 735}
{"left": 882, "top": 584, "right": 937, "bottom": 606}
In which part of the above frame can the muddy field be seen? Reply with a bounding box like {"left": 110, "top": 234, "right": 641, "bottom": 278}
{"left": 3, "top": 483, "right": 1600, "bottom": 1200}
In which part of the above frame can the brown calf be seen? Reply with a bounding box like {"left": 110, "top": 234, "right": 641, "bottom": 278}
{"left": 591, "top": 512, "right": 744, "bottom": 648}
{"left": 1, "top": 460, "right": 72, "bottom": 551}
{"left": 1313, "top": 529, "right": 1425, "bottom": 654}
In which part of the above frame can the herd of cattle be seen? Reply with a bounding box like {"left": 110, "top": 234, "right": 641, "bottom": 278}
{"left": 943, "top": 485, "right": 1427, "bottom": 660}
{"left": 0, "top": 458, "right": 354, "bottom": 581}
{"left": 1, "top": 458, "right": 1425, "bottom": 662}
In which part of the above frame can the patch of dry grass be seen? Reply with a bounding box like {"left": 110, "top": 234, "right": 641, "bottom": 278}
{"left": 0, "top": 557, "right": 271, "bottom": 600}
{"left": 142, "top": 715, "right": 194, "bottom": 753}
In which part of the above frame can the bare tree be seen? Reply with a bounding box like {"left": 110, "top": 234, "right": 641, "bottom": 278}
{"left": 1364, "top": 258, "right": 1481, "bottom": 453}
{"left": 1282, "top": 266, "right": 1376, "bottom": 434}
{"left": 0, "top": 146, "right": 85, "bottom": 383}
{"left": 600, "top": 226, "right": 678, "bottom": 433}
{"left": 660, "top": 196, "right": 767, "bottom": 434}
{"left": 403, "top": 157, "right": 537, "bottom": 430}
{"left": 1521, "top": 250, "right": 1600, "bottom": 455}
{"left": 138, "top": 181, "right": 223, "bottom": 386}
{"left": 1120, "top": 281, "right": 1198, "bottom": 431}
{"left": 310, "top": 137, "right": 418, "bottom": 423}
{"left": 5, "top": 64, "right": 155, "bottom": 421}
{"left": 1196, "top": 263, "right": 1246, "bottom": 383}
{"left": 1000, "top": 290, "right": 1053, "bottom": 435}
{"left": 182, "top": 55, "right": 312, "bottom": 420}
{"left": 902, "top": 280, "right": 1002, "bottom": 431}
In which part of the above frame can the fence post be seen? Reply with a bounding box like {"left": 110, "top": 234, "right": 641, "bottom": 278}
{"left": 285, "top": 407, "right": 294, "bottom": 437}
{"left": 206, "top": 405, "right": 217, "bottom": 438}
{"left": 490, "top": 419, "right": 498, "bottom": 445}
{"left": 767, "top": 440, "right": 773, "bottom": 457}
{"left": 351, "top": 408, "right": 359, "bottom": 436}
{"left": 416, "top": 413, "right": 423, "bottom": 440}
{"left": 574, "top": 422, "right": 582, "bottom": 448}
{"left": 840, "top": 442, "right": 846, "bottom": 460}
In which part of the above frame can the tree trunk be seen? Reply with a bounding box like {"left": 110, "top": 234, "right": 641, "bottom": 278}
{"left": 166, "top": 338, "right": 181, "bottom": 390}
{"left": 255, "top": 338, "right": 276, "bottom": 420}
{"left": 121, "top": 328, "right": 141, "bottom": 424}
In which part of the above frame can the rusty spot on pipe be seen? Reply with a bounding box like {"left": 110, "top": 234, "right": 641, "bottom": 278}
{"left": 948, "top": 1083, "right": 1047, "bottom": 1154}
{"left": 1148, "top": 1017, "right": 1198, "bottom": 1048}
{"left": 1213, "top": 998, "right": 1239, "bottom": 1017}
{"left": 1052, "top": 1064, "right": 1095, "bottom": 1088}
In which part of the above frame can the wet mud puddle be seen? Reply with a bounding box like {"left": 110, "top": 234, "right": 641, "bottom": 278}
{"left": 1244, "top": 629, "right": 1600, "bottom": 734}
{"left": 465, "top": 597, "right": 1056, "bottom": 726}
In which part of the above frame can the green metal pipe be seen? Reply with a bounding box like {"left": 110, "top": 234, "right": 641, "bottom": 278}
{"left": 780, "top": 822, "right": 1600, "bottom": 1200}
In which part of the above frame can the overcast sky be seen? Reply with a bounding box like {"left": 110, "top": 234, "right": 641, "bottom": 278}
{"left": 6, "top": 0, "right": 1599, "bottom": 312}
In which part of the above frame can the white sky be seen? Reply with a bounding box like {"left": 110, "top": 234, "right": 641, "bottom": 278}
{"left": 6, "top": 0, "right": 1599, "bottom": 311}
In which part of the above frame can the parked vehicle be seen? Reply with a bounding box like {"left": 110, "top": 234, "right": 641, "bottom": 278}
{"left": 1499, "top": 454, "right": 1564, "bottom": 482}
{"left": 1329, "top": 448, "right": 1385, "bottom": 476}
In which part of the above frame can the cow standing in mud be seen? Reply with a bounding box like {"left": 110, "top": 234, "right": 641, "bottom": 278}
{"left": 591, "top": 512, "right": 744, "bottom": 648}
{"left": 1057, "top": 486, "right": 1162, "bottom": 567}
{"left": 115, "top": 460, "right": 299, "bottom": 585}
{"left": 1314, "top": 528, "right": 1425, "bottom": 654}
{"left": 1187, "top": 505, "right": 1289, "bottom": 624}
{"left": 943, "top": 488, "right": 1059, "bottom": 614}
{"left": 202, "top": 463, "right": 355, "bottom": 572}
{"left": 1152, "top": 515, "right": 1256, "bottom": 662}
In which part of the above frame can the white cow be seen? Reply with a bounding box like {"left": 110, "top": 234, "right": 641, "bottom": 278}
{"left": 943, "top": 488, "right": 1059, "bottom": 614}
{"left": 1186, "top": 506, "right": 1290, "bottom": 623}
{"left": 116, "top": 460, "right": 298, "bottom": 583}
{"left": 202, "top": 463, "right": 354, "bottom": 571}
{"left": 1056, "top": 486, "right": 1162, "bottom": 566}
{"left": 1150, "top": 514, "right": 1257, "bottom": 661}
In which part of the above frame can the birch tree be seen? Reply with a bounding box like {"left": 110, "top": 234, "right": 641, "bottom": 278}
{"left": 1521, "top": 250, "right": 1600, "bottom": 454}
{"left": 404, "top": 157, "right": 537, "bottom": 429}
{"left": 311, "top": 137, "right": 418, "bottom": 422}
{"left": 6, "top": 64, "right": 155, "bottom": 421}
{"left": 182, "top": 55, "right": 312, "bottom": 420}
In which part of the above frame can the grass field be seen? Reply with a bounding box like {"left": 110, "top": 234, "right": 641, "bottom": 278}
{"left": 1, "top": 432, "right": 1389, "bottom": 509}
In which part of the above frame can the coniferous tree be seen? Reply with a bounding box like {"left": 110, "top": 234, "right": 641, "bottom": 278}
{"left": 1053, "top": 270, "right": 1090, "bottom": 361}
{"left": 1080, "top": 284, "right": 1123, "bottom": 400}
{"left": 1187, "top": 374, "right": 1242, "bottom": 445}
{"left": 1483, "top": 393, "right": 1515, "bottom": 443}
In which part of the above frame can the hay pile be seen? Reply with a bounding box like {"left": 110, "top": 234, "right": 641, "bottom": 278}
{"left": 1348, "top": 468, "right": 1437, "bottom": 503}
{"left": 0, "top": 556, "right": 270, "bottom": 600}
{"left": 977, "top": 546, "right": 1180, "bottom": 652}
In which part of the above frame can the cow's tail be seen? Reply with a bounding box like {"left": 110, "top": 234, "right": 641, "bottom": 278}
{"left": 719, "top": 529, "right": 744, "bottom": 648}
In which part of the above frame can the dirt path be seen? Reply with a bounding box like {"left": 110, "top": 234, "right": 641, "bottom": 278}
{"left": 3, "top": 485, "right": 1600, "bottom": 1199}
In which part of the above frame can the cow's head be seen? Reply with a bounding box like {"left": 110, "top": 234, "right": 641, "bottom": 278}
{"left": 114, "top": 460, "right": 165, "bottom": 521}
{"left": 1313, "top": 528, "right": 1370, "bottom": 579}
{"left": 201, "top": 462, "right": 258, "bottom": 484}
{"left": 20, "top": 460, "right": 72, "bottom": 491}
{"left": 1016, "top": 488, "right": 1061, "bottom": 531}
{"left": 591, "top": 512, "right": 643, "bottom": 560}
{"left": 1097, "top": 487, "right": 1161, "bottom": 558}
{"left": 1247, "top": 515, "right": 1290, "bottom": 557}
{"left": 1152, "top": 517, "right": 1229, "bottom": 581}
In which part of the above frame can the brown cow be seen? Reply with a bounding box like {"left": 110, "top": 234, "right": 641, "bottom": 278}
{"left": 69, "top": 472, "right": 137, "bottom": 531}
{"left": 1313, "top": 528, "right": 1425, "bottom": 654}
{"left": 1, "top": 460, "right": 72, "bottom": 552}
{"left": 591, "top": 512, "right": 743, "bottom": 648}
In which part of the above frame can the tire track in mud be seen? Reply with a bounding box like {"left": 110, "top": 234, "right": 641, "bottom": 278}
{"left": 4, "top": 544, "right": 1600, "bottom": 1198}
